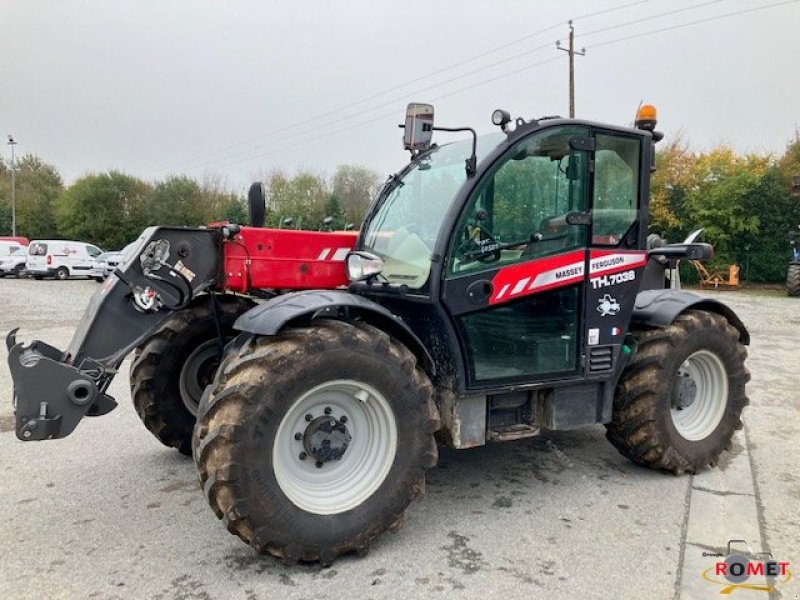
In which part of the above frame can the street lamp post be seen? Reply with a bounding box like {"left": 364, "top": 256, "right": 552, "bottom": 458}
{"left": 7, "top": 135, "right": 17, "bottom": 237}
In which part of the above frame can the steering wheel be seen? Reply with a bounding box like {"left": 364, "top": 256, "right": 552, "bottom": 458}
{"left": 456, "top": 224, "right": 502, "bottom": 264}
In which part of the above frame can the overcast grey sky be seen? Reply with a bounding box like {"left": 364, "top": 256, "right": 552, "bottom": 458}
{"left": 1, "top": 0, "right": 798, "bottom": 192}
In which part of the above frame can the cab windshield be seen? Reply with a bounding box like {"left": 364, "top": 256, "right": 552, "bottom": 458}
{"left": 362, "top": 132, "right": 503, "bottom": 289}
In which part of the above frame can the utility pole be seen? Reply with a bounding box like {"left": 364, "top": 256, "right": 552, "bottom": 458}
{"left": 556, "top": 21, "right": 586, "bottom": 118}
{"left": 7, "top": 135, "right": 17, "bottom": 237}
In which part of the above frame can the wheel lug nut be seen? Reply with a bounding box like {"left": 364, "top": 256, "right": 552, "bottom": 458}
{"left": 305, "top": 414, "right": 313, "bottom": 422}
{"left": 340, "top": 416, "right": 348, "bottom": 423}
{"left": 315, "top": 460, "right": 324, "bottom": 468}
{"left": 294, "top": 433, "right": 302, "bottom": 441}
{"left": 298, "top": 452, "right": 307, "bottom": 460}
{"left": 324, "top": 407, "right": 332, "bottom": 415}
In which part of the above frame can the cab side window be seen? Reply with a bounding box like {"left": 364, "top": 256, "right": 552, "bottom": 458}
{"left": 449, "top": 126, "right": 590, "bottom": 275}
{"left": 592, "top": 134, "right": 641, "bottom": 246}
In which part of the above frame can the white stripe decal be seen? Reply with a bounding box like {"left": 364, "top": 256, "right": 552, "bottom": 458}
{"left": 317, "top": 248, "right": 331, "bottom": 260}
{"left": 511, "top": 277, "right": 531, "bottom": 295}
{"left": 331, "top": 247, "right": 350, "bottom": 261}
{"left": 530, "top": 261, "right": 584, "bottom": 290}
{"left": 495, "top": 283, "right": 510, "bottom": 300}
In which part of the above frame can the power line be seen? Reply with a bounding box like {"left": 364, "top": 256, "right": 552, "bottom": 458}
{"left": 215, "top": 0, "right": 800, "bottom": 172}
{"left": 158, "top": 41, "right": 556, "bottom": 175}
{"left": 431, "top": 56, "right": 566, "bottom": 102}
{"left": 588, "top": 0, "right": 800, "bottom": 49}
{"left": 211, "top": 56, "right": 566, "bottom": 172}
{"left": 578, "top": 0, "right": 726, "bottom": 39}
{"left": 146, "top": 0, "right": 656, "bottom": 175}
{"left": 554, "top": 1, "right": 724, "bottom": 119}
{"left": 224, "top": 2, "right": 725, "bottom": 169}
{"left": 147, "top": 31, "right": 559, "bottom": 175}
{"left": 572, "top": 0, "right": 653, "bottom": 22}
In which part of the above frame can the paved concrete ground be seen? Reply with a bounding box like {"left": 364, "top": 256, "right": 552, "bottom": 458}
{"left": 0, "top": 279, "right": 797, "bottom": 599}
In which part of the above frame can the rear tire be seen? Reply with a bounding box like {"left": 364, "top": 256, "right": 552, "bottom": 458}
{"left": 130, "top": 296, "right": 253, "bottom": 455}
{"left": 13, "top": 265, "right": 25, "bottom": 278}
{"left": 787, "top": 263, "right": 800, "bottom": 296}
{"left": 55, "top": 267, "right": 69, "bottom": 280}
{"left": 193, "top": 320, "right": 439, "bottom": 564}
{"left": 606, "top": 310, "right": 749, "bottom": 474}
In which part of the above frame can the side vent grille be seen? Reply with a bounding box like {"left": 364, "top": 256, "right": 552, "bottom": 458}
{"left": 589, "top": 346, "right": 614, "bottom": 372}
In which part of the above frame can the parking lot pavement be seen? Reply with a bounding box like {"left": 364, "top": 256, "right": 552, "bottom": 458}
{"left": 0, "top": 280, "right": 797, "bottom": 599}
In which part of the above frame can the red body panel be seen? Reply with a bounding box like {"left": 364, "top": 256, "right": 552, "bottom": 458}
{"left": 222, "top": 226, "right": 357, "bottom": 292}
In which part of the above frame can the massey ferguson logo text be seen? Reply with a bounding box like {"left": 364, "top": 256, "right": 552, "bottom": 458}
{"left": 591, "top": 256, "right": 624, "bottom": 270}
{"left": 555, "top": 265, "right": 584, "bottom": 279}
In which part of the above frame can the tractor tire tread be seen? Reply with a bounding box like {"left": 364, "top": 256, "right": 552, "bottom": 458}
{"left": 193, "top": 319, "right": 439, "bottom": 564}
{"left": 130, "top": 296, "right": 253, "bottom": 455}
{"left": 787, "top": 263, "right": 800, "bottom": 296}
{"left": 605, "top": 310, "right": 748, "bottom": 474}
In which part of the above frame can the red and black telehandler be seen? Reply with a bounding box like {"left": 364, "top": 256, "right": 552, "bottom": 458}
{"left": 7, "top": 104, "right": 749, "bottom": 564}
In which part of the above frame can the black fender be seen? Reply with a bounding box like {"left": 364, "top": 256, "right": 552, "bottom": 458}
{"left": 234, "top": 290, "right": 436, "bottom": 375}
{"left": 632, "top": 289, "right": 749, "bottom": 345}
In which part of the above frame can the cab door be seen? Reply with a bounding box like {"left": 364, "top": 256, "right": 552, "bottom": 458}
{"left": 441, "top": 125, "right": 592, "bottom": 388}
{"left": 584, "top": 131, "right": 648, "bottom": 357}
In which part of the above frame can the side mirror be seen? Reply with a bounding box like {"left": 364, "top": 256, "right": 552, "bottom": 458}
{"left": 648, "top": 243, "right": 714, "bottom": 260}
{"left": 247, "top": 181, "right": 266, "bottom": 227}
{"left": 403, "top": 103, "right": 434, "bottom": 153}
{"left": 282, "top": 217, "right": 294, "bottom": 229}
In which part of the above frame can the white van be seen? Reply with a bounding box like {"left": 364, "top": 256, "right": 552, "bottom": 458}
{"left": 26, "top": 240, "right": 103, "bottom": 280}
{"left": 0, "top": 240, "right": 26, "bottom": 257}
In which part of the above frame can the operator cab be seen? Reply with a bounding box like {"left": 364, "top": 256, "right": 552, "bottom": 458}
{"left": 351, "top": 103, "right": 660, "bottom": 401}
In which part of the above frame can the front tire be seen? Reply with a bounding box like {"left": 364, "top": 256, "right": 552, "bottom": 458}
{"left": 787, "top": 263, "right": 800, "bottom": 296}
{"left": 193, "top": 320, "right": 439, "bottom": 564}
{"left": 130, "top": 296, "right": 253, "bottom": 455}
{"left": 606, "top": 310, "right": 749, "bottom": 474}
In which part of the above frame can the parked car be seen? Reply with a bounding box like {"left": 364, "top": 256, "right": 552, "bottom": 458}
{"left": 89, "top": 251, "right": 124, "bottom": 282}
{"left": 0, "top": 248, "right": 27, "bottom": 278}
{"left": 0, "top": 240, "right": 27, "bottom": 257}
{"left": 26, "top": 240, "right": 103, "bottom": 280}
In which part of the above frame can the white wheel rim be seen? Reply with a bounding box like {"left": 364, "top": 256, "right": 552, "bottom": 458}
{"left": 179, "top": 340, "right": 221, "bottom": 417}
{"left": 670, "top": 350, "right": 728, "bottom": 441}
{"left": 273, "top": 379, "right": 397, "bottom": 515}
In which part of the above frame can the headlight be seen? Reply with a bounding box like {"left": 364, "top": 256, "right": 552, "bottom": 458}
{"left": 346, "top": 251, "right": 384, "bottom": 282}
{"left": 491, "top": 108, "right": 511, "bottom": 128}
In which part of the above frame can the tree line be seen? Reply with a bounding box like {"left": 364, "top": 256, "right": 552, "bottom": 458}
{"left": 0, "top": 161, "right": 381, "bottom": 251}
{"left": 0, "top": 133, "right": 798, "bottom": 282}
{"left": 650, "top": 134, "right": 800, "bottom": 283}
